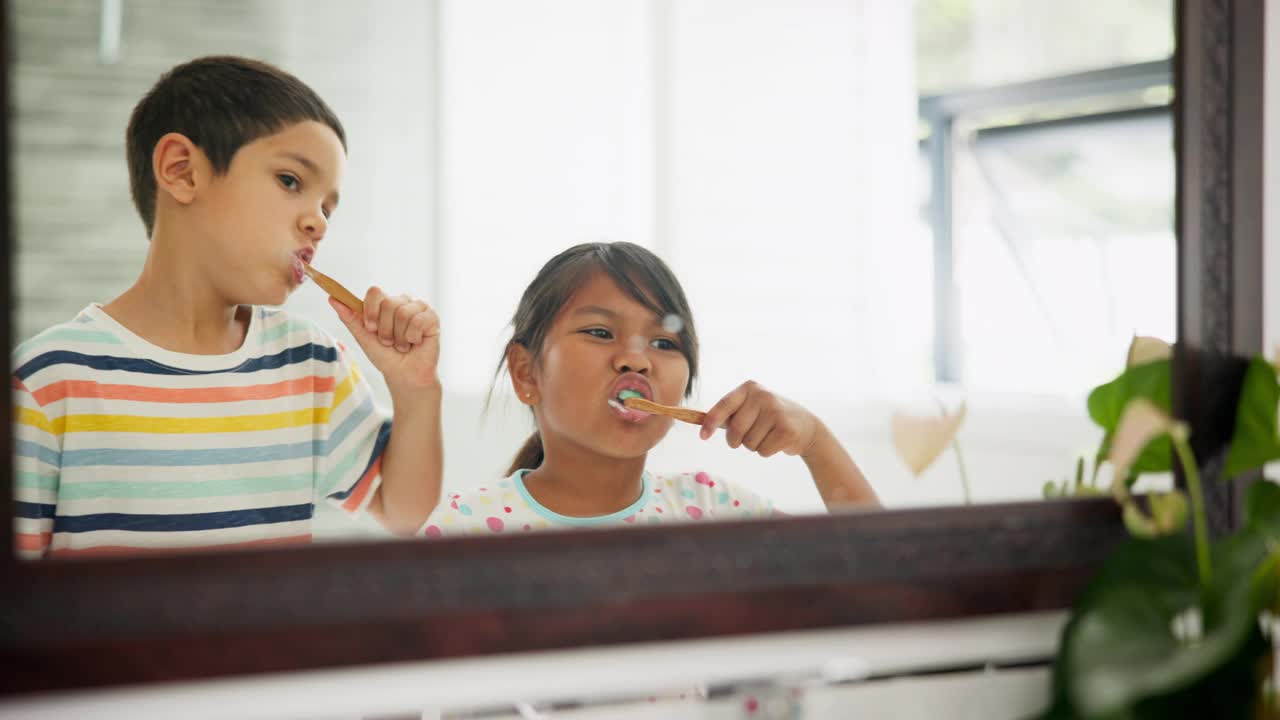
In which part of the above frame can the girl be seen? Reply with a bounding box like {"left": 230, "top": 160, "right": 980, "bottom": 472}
{"left": 422, "top": 242, "right": 878, "bottom": 536}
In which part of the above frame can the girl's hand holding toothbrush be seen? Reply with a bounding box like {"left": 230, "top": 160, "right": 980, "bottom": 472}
{"left": 698, "top": 380, "right": 824, "bottom": 459}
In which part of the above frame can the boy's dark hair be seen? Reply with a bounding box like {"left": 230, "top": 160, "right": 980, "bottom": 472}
{"left": 493, "top": 242, "right": 700, "bottom": 475}
{"left": 125, "top": 55, "right": 347, "bottom": 236}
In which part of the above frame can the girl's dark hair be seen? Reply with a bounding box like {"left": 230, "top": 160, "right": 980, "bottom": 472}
{"left": 496, "top": 242, "right": 699, "bottom": 475}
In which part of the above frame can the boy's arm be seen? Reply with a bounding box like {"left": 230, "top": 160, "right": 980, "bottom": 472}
{"left": 366, "top": 381, "right": 444, "bottom": 534}
{"left": 329, "top": 292, "right": 444, "bottom": 535}
{"left": 14, "top": 379, "right": 60, "bottom": 559}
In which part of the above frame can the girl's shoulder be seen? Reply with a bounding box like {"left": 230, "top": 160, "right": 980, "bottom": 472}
{"left": 647, "top": 471, "right": 774, "bottom": 519}
{"left": 423, "top": 478, "right": 556, "bottom": 537}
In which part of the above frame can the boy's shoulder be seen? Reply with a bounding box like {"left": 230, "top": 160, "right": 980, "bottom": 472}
{"left": 13, "top": 306, "right": 348, "bottom": 390}
{"left": 13, "top": 307, "right": 120, "bottom": 380}
{"left": 254, "top": 306, "right": 342, "bottom": 351}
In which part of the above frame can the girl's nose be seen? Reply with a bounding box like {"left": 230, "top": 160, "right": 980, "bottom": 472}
{"left": 614, "top": 336, "right": 652, "bottom": 374}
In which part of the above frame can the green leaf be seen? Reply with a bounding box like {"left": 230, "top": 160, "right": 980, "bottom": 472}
{"left": 1088, "top": 360, "right": 1171, "bottom": 428}
{"left": 1088, "top": 360, "right": 1173, "bottom": 476}
{"left": 1059, "top": 536, "right": 1262, "bottom": 717}
{"left": 1126, "top": 623, "right": 1270, "bottom": 720}
{"left": 1075, "top": 535, "right": 1199, "bottom": 611}
{"left": 1223, "top": 357, "right": 1280, "bottom": 478}
{"left": 1233, "top": 481, "right": 1280, "bottom": 613}
{"left": 1249, "top": 548, "right": 1280, "bottom": 617}
{"left": 1244, "top": 479, "right": 1280, "bottom": 538}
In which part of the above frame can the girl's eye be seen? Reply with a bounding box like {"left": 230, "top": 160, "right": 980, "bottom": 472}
{"left": 582, "top": 328, "right": 613, "bottom": 340}
{"left": 278, "top": 174, "right": 300, "bottom": 191}
{"left": 651, "top": 337, "right": 680, "bottom": 351}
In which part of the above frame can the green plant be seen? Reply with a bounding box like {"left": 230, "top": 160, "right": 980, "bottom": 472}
{"left": 1043, "top": 456, "right": 1106, "bottom": 499}
{"left": 1042, "top": 341, "right": 1280, "bottom": 718}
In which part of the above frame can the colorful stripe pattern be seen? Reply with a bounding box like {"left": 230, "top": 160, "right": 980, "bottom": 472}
{"left": 13, "top": 305, "right": 390, "bottom": 559}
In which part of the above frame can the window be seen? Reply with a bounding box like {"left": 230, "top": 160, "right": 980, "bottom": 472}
{"left": 918, "top": 0, "right": 1175, "bottom": 394}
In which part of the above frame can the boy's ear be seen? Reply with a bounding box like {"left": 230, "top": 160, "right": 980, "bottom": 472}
{"left": 152, "top": 132, "right": 207, "bottom": 206}
{"left": 507, "top": 343, "right": 538, "bottom": 405}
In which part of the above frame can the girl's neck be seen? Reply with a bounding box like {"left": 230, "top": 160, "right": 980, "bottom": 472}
{"left": 523, "top": 447, "right": 647, "bottom": 518}
{"left": 102, "top": 235, "right": 249, "bottom": 355}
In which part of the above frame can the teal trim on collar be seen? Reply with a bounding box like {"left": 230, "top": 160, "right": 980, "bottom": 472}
{"left": 512, "top": 469, "right": 651, "bottom": 527}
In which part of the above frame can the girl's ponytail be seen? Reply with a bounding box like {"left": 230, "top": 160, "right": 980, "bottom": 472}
{"left": 506, "top": 432, "right": 544, "bottom": 476}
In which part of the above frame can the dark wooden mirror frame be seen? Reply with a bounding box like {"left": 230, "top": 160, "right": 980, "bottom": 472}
{"left": 0, "top": 0, "right": 1264, "bottom": 696}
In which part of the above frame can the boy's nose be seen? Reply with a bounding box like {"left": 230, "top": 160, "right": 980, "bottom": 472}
{"left": 299, "top": 212, "right": 327, "bottom": 241}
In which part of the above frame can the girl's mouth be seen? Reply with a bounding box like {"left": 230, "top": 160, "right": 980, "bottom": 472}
{"left": 607, "top": 387, "right": 653, "bottom": 423}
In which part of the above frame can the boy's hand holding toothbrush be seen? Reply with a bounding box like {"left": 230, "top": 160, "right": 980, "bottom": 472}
{"left": 307, "top": 264, "right": 441, "bottom": 394}
{"left": 331, "top": 289, "right": 440, "bottom": 394}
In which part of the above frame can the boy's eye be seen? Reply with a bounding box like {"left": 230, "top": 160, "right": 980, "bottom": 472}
{"left": 582, "top": 328, "right": 613, "bottom": 340}
{"left": 277, "top": 174, "right": 300, "bottom": 191}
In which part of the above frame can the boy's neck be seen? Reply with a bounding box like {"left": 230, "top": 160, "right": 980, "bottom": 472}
{"left": 101, "top": 235, "right": 251, "bottom": 356}
{"left": 523, "top": 448, "right": 647, "bottom": 518}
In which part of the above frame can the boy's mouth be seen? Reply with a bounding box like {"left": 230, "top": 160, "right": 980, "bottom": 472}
{"left": 290, "top": 248, "right": 315, "bottom": 286}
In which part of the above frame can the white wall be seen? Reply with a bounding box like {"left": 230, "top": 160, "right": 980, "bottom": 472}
{"left": 273, "top": 0, "right": 438, "bottom": 391}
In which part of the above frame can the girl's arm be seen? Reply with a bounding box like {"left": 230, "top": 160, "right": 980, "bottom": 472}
{"left": 369, "top": 381, "right": 445, "bottom": 533}
{"left": 700, "top": 380, "right": 880, "bottom": 511}
{"left": 798, "top": 419, "right": 879, "bottom": 509}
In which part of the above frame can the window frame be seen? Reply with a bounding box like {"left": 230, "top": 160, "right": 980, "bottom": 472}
{"left": 0, "top": 0, "right": 1263, "bottom": 697}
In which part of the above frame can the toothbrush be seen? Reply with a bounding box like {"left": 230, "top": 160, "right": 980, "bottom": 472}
{"left": 616, "top": 390, "right": 707, "bottom": 425}
{"left": 302, "top": 263, "right": 365, "bottom": 315}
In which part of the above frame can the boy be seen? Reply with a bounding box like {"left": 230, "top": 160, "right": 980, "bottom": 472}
{"left": 13, "top": 56, "right": 443, "bottom": 558}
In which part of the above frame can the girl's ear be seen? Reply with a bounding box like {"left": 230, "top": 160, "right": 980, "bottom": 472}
{"left": 152, "top": 132, "right": 208, "bottom": 206}
{"left": 507, "top": 343, "right": 538, "bottom": 405}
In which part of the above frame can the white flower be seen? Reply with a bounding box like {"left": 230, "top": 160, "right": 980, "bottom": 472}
{"left": 1126, "top": 335, "right": 1172, "bottom": 368}
{"left": 1109, "top": 398, "right": 1185, "bottom": 482}
{"left": 891, "top": 402, "right": 967, "bottom": 476}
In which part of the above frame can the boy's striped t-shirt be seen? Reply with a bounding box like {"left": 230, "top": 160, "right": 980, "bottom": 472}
{"left": 13, "top": 304, "right": 391, "bottom": 559}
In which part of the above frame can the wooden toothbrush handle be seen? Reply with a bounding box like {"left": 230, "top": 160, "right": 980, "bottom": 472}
{"left": 304, "top": 265, "right": 364, "bottom": 315}
{"left": 622, "top": 397, "right": 707, "bottom": 425}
